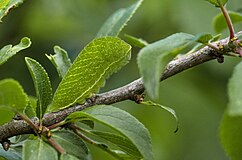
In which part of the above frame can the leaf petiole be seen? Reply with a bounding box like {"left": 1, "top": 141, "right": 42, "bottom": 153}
{"left": 17, "top": 112, "right": 39, "bottom": 134}
{"left": 217, "top": 0, "right": 235, "bottom": 40}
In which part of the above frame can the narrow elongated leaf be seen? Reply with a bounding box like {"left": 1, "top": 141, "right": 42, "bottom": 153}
{"left": 50, "top": 37, "right": 131, "bottom": 111}
{"left": 25, "top": 57, "right": 53, "bottom": 119}
{"left": 213, "top": 11, "right": 242, "bottom": 33}
{"left": 23, "top": 139, "right": 57, "bottom": 160}
{"left": 0, "top": 79, "right": 28, "bottom": 125}
{"left": 0, "top": 79, "right": 28, "bottom": 113}
{"left": 66, "top": 105, "right": 153, "bottom": 160}
{"left": 124, "top": 34, "right": 148, "bottom": 48}
{"left": 90, "top": 130, "right": 141, "bottom": 159}
{"left": 0, "top": 0, "right": 25, "bottom": 21}
{"left": 46, "top": 46, "right": 72, "bottom": 79}
{"left": 52, "top": 130, "right": 89, "bottom": 160}
{"left": 141, "top": 101, "right": 178, "bottom": 132}
{"left": 96, "top": 0, "right": 143, "bottom": 37}
{"left": 137, "top": 33, "right": 194, "bottom": 99}
{"left": 219, "top": 61, "right": 242, "bottom": 159}
{"left": 0, "top": 37, "right": 31, "bottom": 65}
{"left": 206, "top": 0, "right": 228, "bottom": 7}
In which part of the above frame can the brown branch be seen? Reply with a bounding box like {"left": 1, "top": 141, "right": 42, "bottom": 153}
{"left": 0, "top": 32, "right": 242, "bottom": 144}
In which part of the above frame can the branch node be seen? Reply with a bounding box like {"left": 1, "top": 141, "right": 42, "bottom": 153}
{"left": 1, "top": 139, "right": 11, "bottom": 151}
{"left": 130, "top": 93, "right": 145, "bottom": 104}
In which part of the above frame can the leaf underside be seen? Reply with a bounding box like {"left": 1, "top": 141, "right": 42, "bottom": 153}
{"left": 66, "top": 105, "right": 153, "bottom": 160}
{"left": 137, "top": 33, "right": 194, "bottom": 100}
{"left": 23, "top": 139, "right": 57, "bottom": 160}
{"left": 50, "top": 37, "right": 131, "bottom": 111}
{"left": 52, "top": 130, "right": 89, "bottom": 160}
{"left": 46, "top": 45, "right": 72, "bottom": 79}
{"left": 90, "top": 130, "right": 141, "bottom": 159}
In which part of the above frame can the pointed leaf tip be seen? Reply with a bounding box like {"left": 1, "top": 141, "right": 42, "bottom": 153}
{"left": 25, "top": 57, "right": 53, "bottom": 120}
{"left": 46, "top": 45, "right": 72, "bottom": 79}
{"left": 96, "top": 0, "right": 143, "bottom": 37}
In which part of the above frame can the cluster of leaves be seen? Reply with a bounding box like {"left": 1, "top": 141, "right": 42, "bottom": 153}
{"left": 0, "top": 0, "right": 242, "bottom": 159}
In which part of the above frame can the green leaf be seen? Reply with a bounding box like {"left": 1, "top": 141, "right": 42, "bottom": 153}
{"left": 194, "top": 33, "right": 213, "bottom": 45}
{"left": 96, "top": 0, "right": 143, "bottom": 37}
{"left": 0, "top": 0, "right": 25, "bottom": 21}
{"left": 220, "top": 112, "right": 242, "bottom": 160}
{"left": 60, "top": 154, "right": 79, "bottom": 160}
{"left": 0, "top": 0, "right": 10, "bottom": 10}
{"left": 0, "top": 108, "right": 14, "bottom": 125}
{"left": 0, "top": 147, "right": 21, "bottom": 160}
{"left": 23, "top": 139, "right": 58, "bottom": 160}
{"left": 137, "top": 33, "right": 194, "bottom": 100}
{"left": 46, "top": 46, "right": 72, "bottom": 79}
{"left": 52, "top": 130, "right": 89, "bottom": 160}
{"left": 50, "top": 37, "right": 131, "bottom": 111}
{"left": 141, "top": 101, "right": 179, "bottom": 132}
{"left": 90, "top": 130, "right": 141, "bottom": 159}
{"left": 66, "top": 105, "right": 153, "bottom": 160}
{"left": 124, "top": 34, "right": 148, "bottom": 48}
{"left": 227, "top": 61, "right": 242, "bottom": 115}
{"left": 24, "top": 96, "right": 37, "bottom": 118}
{"left": 210, "top": 34, "right": 222, "bottom": 42}
{"left": 0, "top": 37, "right": 31, "bottom": 65}
{"left": 79, "top": 120, "right": 94, "bottom": 129}
{"left": 206, "top": 0, "right": 228, "bottom": 7}
{"left": 187, "top": 33, "right": 221, "bottom": 54}
{"left": 0, "top": 79, "right": 28, "bottom": 113}
{"left": 0, "top": 79, "right": 28, "bottom": 125}
{"left": 219, "top": 61, "right": 242, "bottom": 159}
{"left": 213, "top": 11, "right": 242, "bottom": 33}
{"left": 25, "top": 57, "right": 53, "bottom": 120}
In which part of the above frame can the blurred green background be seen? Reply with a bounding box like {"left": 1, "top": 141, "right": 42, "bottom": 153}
{"left": 0, "top": 0, "right": 242, "bottom": 159}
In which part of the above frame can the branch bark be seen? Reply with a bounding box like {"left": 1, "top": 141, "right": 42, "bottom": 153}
{"left": 0, "top": 32, "right": 241, "bottom": 143}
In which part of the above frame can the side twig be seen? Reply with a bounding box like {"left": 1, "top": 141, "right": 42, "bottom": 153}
{"left": 0, "top": 32, "right": 241, "bottom": 144}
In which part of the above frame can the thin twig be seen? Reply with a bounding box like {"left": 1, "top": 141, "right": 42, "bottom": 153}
{"left": 0, "top": 32, "right": 241, "bottom": 143}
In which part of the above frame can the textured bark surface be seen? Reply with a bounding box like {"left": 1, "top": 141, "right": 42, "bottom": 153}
{"left": 0, "top": 32, "right": 241, "bottom": 143}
